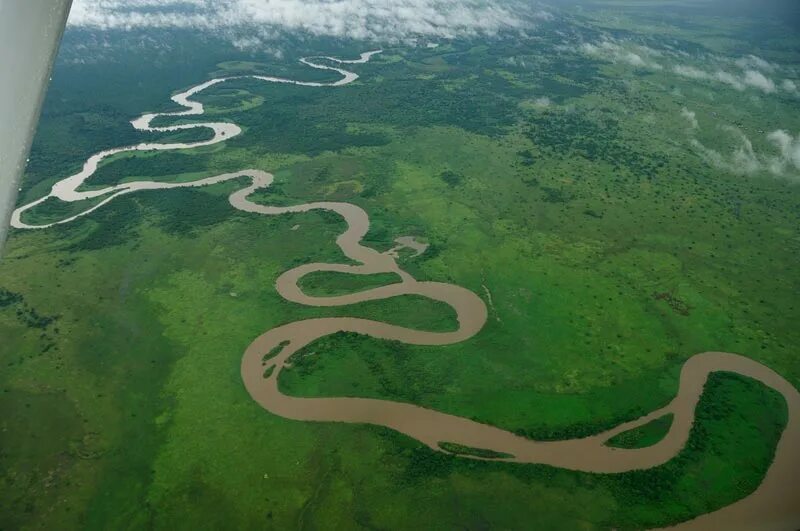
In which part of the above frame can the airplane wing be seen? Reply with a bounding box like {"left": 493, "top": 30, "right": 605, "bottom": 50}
{"left": 0, "top": 0, "right": 73, "bottom": 253}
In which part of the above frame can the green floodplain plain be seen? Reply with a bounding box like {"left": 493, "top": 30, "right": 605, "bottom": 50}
{"left": 2, "top": 1, "right": 799, "bottom": 529}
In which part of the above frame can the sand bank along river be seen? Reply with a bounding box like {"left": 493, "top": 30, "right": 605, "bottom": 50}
{"left": 11, "top": 52, "right": 799, "bottom": 531}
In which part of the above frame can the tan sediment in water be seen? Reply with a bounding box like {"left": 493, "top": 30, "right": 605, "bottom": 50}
{"left": 12, "top": 52, "right": 799, "bottom": 531}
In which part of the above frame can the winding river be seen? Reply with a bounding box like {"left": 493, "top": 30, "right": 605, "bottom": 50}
{"left": 11, "top": 51, "right": 799, "bottom": 530}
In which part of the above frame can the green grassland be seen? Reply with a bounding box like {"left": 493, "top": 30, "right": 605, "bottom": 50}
{"left": 298, "top": 271, "right": 403, "bottom": 297}
{"left": 606, "top": 414, "right": 674, "bottom": 449}
{"left": 2, "top": 4, "right": 799, "bottom": 530}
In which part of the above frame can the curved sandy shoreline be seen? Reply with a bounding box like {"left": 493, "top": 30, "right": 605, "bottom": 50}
{"left": 11, "top": 52, "right": 800, "bottom": 530}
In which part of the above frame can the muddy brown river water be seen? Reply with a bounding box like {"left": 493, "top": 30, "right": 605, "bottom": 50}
{"left": 12, "top": 52, "right": 799, "bottom": 530}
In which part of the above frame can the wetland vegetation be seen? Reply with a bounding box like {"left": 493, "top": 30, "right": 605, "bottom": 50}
{"left": 2, "top": 0, "right": 799, "bottom": 529}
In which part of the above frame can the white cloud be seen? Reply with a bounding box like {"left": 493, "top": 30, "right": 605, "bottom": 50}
{"left": 673, "top": 64, "right": 709, "bottom": 80}
{"left": 672, "top": 65, "right": 744, "bottom": 90}
{"left": 576, "top": 38, "right": 784, "bottom": 98}
{"left": 68, "top": 0, "right": 545, "bottom": 42}
{"left": 680, "top": 107, "right": 698, "bottom": 129}
{"left": 672, "top": 64, "right": 779, "bottom": 94}
{"left": 691, "top": 127, "right": 800, "bottom": 179}
{"left": 713, "top": 69, "right": 746, "bottom": 90}
{"left": 766, "top": 130, "right": 800, "bottom": 174}
{"left": 580, "top": 39, "right": 662, "bottom": 70}
{"left": 622, "top": 51, "right": 646, "bottom": 67}
{"left": 574, "top": 36, "right": 790, "bottom": 103}
{"left": 742, "top": 69, "right": 776, "bottom": 93}
{"left": 691, "top": 129, "right": 759, "bottom": 175}
{"left": 735, "top": 54, "right": 777, "bottom": 73}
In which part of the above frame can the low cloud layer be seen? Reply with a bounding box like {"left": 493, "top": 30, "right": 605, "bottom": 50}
{"left": 580, "top": 40, "right": 663, "bottom": 70}
{"left": 577, "top": 37, "right": 797, "bottom": 98}
{"left": 680, "top": 107, "right": 698, "bottom": 129}
{"left": 735, "top": 54, "right": 777, "bottom": 73}
{"left": 68, "top": 0, "right": 546, "bottom": 42}
{"left": 691, "top": 125, "right": 800, "bottom": 179}
{"left": 673, "top": 65, "right": 777, "bottom": 93}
